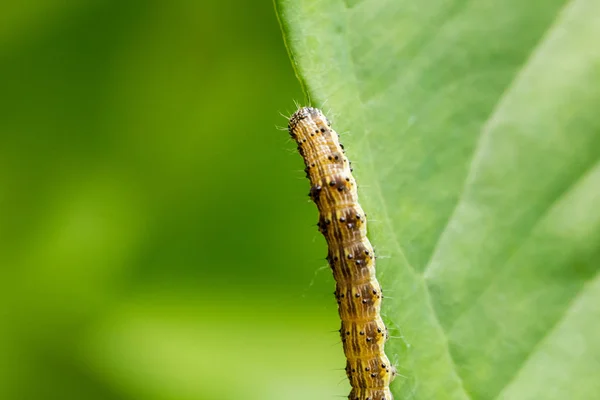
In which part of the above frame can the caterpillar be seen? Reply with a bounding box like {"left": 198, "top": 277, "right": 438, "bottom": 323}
{"left": 287, "top": 107, "right": 395, "bottom": 400}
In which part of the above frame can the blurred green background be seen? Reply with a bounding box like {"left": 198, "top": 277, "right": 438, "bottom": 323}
{"left": 0, "top": 1, "right": 348, "bottom": 399}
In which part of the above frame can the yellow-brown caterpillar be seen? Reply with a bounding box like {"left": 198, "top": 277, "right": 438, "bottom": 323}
{"left": 288, "top": 107, "right": 395, "bottom": 400}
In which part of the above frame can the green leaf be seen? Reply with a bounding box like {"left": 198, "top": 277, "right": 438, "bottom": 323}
{"left": 275, "top": 0, "right": 600, "bottom": 398}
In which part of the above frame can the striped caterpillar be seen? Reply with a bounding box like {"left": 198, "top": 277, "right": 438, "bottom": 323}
{"left": 287, "top": 107, "right": 395, "bottom": 400}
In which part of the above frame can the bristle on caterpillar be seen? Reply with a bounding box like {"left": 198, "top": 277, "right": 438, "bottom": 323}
{"left": 287, "top": 107, "right": 395, "bottom": 400}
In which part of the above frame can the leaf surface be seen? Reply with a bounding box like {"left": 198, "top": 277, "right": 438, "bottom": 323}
{"left": 275, "top": 0, "right": 600, "bottom": 398}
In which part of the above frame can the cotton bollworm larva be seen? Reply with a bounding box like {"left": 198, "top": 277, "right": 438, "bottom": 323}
{"left": 287, "top": 107, "right": 395, "bottom": 400}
